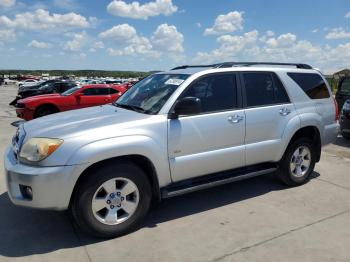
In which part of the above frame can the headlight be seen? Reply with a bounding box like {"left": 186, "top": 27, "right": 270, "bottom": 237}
{"left": 19, "top": 138, "right": 63, "bottom": 162}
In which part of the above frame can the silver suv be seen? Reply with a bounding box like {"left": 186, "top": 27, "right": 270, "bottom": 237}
{"left": 5, "top": 62, "right": 339, "bottom": 237}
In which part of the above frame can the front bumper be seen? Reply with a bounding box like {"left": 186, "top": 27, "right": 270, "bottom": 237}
{"left": 340, "top": 120, "right": 350, "bottom": 134}
{"left": 15, "top": 108, "right": 34, "bottom": 121}
{"left": 4, "top": 146, "right": 88, "bottom": 210}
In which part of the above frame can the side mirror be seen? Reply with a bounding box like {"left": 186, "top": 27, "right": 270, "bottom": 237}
{"left": 169, "top": 97, "right": 202, "bottom": 119}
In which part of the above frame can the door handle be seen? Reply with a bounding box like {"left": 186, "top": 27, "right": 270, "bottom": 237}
{"left": 279, "top": 108, "right": 291, "bottom": 116}
{"left": 228, "top": 115, "right": 244, "bottom": 123}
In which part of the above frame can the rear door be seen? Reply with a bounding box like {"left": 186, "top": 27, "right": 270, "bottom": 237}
{"left": 241, "top": 71, "right": 295, "bottom": 165}
{"left": 336, "top": 78, "right": 350, "bottom": 110}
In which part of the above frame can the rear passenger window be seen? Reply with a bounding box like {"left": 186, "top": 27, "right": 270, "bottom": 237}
{"left": 181, "top": 73, "right": 237, "bottom": 114}
{"left": 109, "top": 88, "right": 120, "bottom": 94}
{"left": 288, "top": 73, "right": 330, "bottom": 99}
{"left": 243, "top": 72, "right": 290, "bottom": 107}
{"left": 83, "top": 88, "right": 110, "bottom": 96}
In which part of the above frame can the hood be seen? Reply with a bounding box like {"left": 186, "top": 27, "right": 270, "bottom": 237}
{"left": 20, "top": 93, "right": 60, "bottom": 103}
{"left": 23, "top": 104, "right": 152, "bottom": 140}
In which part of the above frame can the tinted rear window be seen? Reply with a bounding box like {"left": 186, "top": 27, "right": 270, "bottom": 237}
{"left": 288, "top": 73, "right": 330, "bottom": 99}
{"left": 243, "top": 72, "right": 290, "bottom": 107}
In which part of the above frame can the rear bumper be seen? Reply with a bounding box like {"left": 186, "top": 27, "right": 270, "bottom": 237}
{"left": 322, "top": 122, "right": 339, "bottom": 146}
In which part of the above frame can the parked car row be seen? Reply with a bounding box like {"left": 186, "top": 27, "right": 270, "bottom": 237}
{"left": 16, "top": 84, "right": 126, "bottom": 120}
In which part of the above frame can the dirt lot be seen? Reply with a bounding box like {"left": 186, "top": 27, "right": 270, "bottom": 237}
{"left": 0, "top": 84, "right": 350, "bottom": 262}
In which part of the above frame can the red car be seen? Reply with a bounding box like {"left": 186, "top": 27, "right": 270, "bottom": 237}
{"left": 16, "top": 84, "right": 127, "bottom": 121}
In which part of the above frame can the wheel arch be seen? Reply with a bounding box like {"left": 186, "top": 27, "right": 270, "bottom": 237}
{"left": 285, "top": 126, "right": 322, "bottom": 162}
{"left": 69, "top": 154, "right": 161, "bottom": 208}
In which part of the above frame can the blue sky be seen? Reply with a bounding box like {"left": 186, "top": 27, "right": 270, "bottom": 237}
{"left": 0, "top": 0, "right": 349, "bottom": 73}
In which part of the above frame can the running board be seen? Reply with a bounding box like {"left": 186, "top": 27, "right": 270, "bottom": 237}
{"left": 161, "top": 164, "right": 277, "bottom": 199}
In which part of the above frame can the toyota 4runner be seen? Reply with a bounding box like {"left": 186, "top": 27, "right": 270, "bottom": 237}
{"left": 4, "top": 62, "right": 339, "bottom": 238}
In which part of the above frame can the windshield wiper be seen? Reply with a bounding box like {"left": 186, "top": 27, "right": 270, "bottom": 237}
{"left": 114, "top": 103, "right": 147, "bottom": 113}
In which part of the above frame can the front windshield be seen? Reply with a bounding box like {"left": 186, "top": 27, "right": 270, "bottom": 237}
{"left": 114, "top": 74, "right": 189, "bottom": 114}
{"left": 62, "top": 86, "right": 80, "bottom": 96}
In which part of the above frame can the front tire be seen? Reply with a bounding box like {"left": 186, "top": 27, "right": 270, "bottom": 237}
{"left": 34, "top": 105, "right": 58, "bottom": 118}
{"left": 71, "top": 161, "right": 152, "bottom": 238}
{"left": 341, "top": 131, "right": 350, "bottom": 140}
{"left": 276, "top": 138, "right": 316, "bottom": 186}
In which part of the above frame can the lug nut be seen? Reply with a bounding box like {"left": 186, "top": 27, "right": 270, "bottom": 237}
{"left": 117, "top": 204, "right": 121, "bottom": 207}
{"left": 110, "top": 205, "right": 114, "bottom": 209}
{"left": 116, "top": 192, "right": 121, "bottom": 196}
{"left": 121, "top": 197, "right": 124, "bottom": 201}
{"left": 110, "top": 193, "right": 115, "bottom": 198}
{"left": 106, "top": 200, "right": 111, "bottom": 204}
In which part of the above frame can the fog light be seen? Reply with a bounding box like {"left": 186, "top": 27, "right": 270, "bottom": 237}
{"left": 19, "top": 185, "right": 33, "bottom": 200}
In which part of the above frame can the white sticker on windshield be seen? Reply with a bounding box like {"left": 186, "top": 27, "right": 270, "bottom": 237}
{"left": 165, "top": 78, "right": 185, "bottom": 86}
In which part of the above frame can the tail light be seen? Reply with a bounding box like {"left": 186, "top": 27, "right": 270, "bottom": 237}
{"left": 333, "top": 97, "right": 339, "bottom": 121}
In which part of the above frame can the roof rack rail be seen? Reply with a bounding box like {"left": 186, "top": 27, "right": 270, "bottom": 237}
{"left": 171, "top": 64, "right": 220, "bottom": 70}
{"left": 215, "top": 62, "right": 313, "bottom": 69}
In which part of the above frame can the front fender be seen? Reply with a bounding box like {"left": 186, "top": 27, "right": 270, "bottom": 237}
{"left": 66, "top": 135, "right": 171, "bottom": 187}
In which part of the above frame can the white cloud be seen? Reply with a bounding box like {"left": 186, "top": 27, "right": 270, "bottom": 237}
{"left": 345, "top": 12, "right": 350, "bottom": 18}
{"left": 73, "top": 52, "right": 86, "bottom": 60}
{"left": 0, "top": 0, "right": 15, "bottom": 7}
{"left": 101, "top": 24, "right": 156, "bottom": 57}
{"left": 99, "top": 24, "right": 137, "bottom": 42}
{"left": 0, "top": 29, "right": 16, "bottom": 43}
{"left": 63, "top": 31, "right": 86, "bottom": 51}
{"left": 196, "top": 22, "right": 202, "bottom": 28}
{"left": 0, "top": 9, "right": 93, "bottom": 31}
{"left": 325, "top": 27, "right": 350, "bottom": 39}
{"left": 100, "top": 23, "right": 184, "bottom": 60}
{"left": 312, "top": 28, "right": 319, "bottom": 33}
{"left": 28, "top": 40, "right": 52, "bottom": 48}
{"left": 92, "top": 41, "right": 104, "bottom": 49}
{"left": 265, "top": 33, "right": 297, "bottom": 48}
{"left": 107, "top": 36, "right": 155, "bottom": 56}
{"left": 204, "top": 11, "right": 244, "bottom": 35}
{"left": 89, "top": 41, "right": 104, "bottom": 52}
{"left": 193, "top": 30, "right": 350, "bottom": 73}
{"left": 151, "top": 24, "right": 184, "bottom": 53}
{"left": 107, "top": 0, "right": 177, "bottom": 20}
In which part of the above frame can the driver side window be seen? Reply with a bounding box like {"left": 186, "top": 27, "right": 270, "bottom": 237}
{"left": 180, "top": 73, "right": 238, "bottom": 114}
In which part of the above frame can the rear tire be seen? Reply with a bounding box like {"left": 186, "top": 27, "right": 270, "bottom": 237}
{"left": 71, "top": 161, "right": 152, "bottom": 238}
{"left": 276, "top": 138, "right": 316, "bottom": 186}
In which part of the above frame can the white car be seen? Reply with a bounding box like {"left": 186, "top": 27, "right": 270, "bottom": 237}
{"left": 18, "top": 79, "right": 39, "bottom": 87}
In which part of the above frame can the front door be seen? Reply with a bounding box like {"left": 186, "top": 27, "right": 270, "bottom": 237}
{"left": 78, "top": 88, "right": 112, "bottom": 108}
{"left": 168, "top": 73, "right": 246, "bottom": 182}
